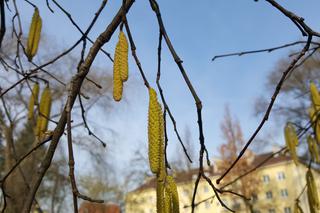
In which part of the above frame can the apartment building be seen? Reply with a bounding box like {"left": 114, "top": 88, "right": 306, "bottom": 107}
{"left": 125, "top": 153, "right": 320, "bottom": 213}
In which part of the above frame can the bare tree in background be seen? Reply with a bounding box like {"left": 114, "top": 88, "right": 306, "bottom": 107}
{"left": 0, "top": 29, "right": 114, "bottom": 212}
{"left": 255, "top": 50, "right": 320, "bottom": 127}
{"left": 0, "top": 0, "right": 319, "bottom": 212}
{"left": 217, "top": 107, "right": 260, "bottom": 212}
{"left": 255, "top": 50, "right": 320, "bottom": 160}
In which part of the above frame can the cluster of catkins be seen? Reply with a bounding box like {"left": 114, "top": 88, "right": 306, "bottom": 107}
{"left": 26, "top": 8, "right": 51, "bottom": 139}
{"left": 284, "top": 82, "right": 320, "bottom": 165}
{"left": 284, "top": 82, "right": 320, "bottom": 212}
{"left": 148, "top": 88, "right": 180, "bottom": 213}
{"left": 28, "top": 83, "right": 52, "bottom": 139}
{"left": 111, "top": 28, "right": 180, "bottom": 212}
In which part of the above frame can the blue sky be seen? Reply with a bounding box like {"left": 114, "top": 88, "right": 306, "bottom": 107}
{"left": 15, "top": 1, "right": 320, "bottom": 172}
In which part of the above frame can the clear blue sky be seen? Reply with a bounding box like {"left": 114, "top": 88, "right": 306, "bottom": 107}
{"left": 17, "top": 1, "right": 320, "bottom": 172}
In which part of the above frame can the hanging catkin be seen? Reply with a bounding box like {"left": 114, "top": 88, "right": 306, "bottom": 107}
{"left": 307, "top": 136, "right": 320, "bottom": 163}
{"left": 112, "top": 56, "right": 123, "bottom": 101}
{"left": 310, "top": 82, "right": 320, "bottom": 110}
{"left": 284, "top": 123, "right": 299, "bottom": 165}
{"left": 158, "top": 102, "right": 166, "bottom": 181}
{"left": 308, "top": 107, "right": 320, "bottom": 144}
{"left": 164, "top": 186, "right": 172, "bottom": 213}
{"left": 113, "top": 40, "right": 123, "bottom": 101}
{"left": 309, "top": 82, "right": 320, "bottom": 144}
{"left": 148, "top": 87, "right": 161, "bottom": 174}
{"left": 35, "top": 86, "right": 52, "bottom": 138}
{"left": 166, "top": 176, "right": 180, "bottom": 213}
{"left": 28, "top": 83, "right": 39, "bottom": 120}
{"left": 306, "top": 170, "right": 320, "bottom": 212}
{"left": 118, "top": 31, "right": 129, "bottom": 82}
{"left": 26, "top": 8, "right": 42, "bottom": 61}
{"left": 156, "top": 180, "right": 165, "bottom": 213}
{"left": 112, "top": 31, "right": 129, "bottom": 101}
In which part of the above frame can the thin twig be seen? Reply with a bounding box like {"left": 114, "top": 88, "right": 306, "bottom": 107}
{"left": 155, "top": 30, "right": 192, "bottom": 163}
{"left": 265, "top": 0, "right": 320, "bottom": 37}
{"left": 78, "top": 94, "right": 106, "bottom": 147}
{"left": 123, "top": 19, "right": 150, "bottom": 88}
{"left": 51, "top": 0, "right": 113, "bottom": 62}
{"left": 211, "top": 41, "right": 319, "bottom": 61}
{"left": 0, "top": 0, "right": 6, "bottom": 48}
{"left": 66, "top": 92, "right": 79, "bottom": 213}
{"left": 216, "top": 36, "right": 312, "bottom": 184}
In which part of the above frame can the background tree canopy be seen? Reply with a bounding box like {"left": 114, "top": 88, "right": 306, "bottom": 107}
{"left": 0, "top": 0, "right": 320, "bottom": 213}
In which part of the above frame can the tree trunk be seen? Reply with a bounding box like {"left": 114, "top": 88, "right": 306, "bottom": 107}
{"left": 3, "top": 124, "right": 43, "bottom": 213}
{"left": 3, "top": 125, "right": 28, "bottom": 213}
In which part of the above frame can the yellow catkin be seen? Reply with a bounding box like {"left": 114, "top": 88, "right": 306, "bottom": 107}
{"left": 307, "top": 136, "right": 320, "bottom": 163}
{"left": 166, "top": 176, "right": 179, "bottom": 213}
{"left": 308, "top": 107, "right": 320, "bottom": 144}
{"left": 148, "top": 88, "right": 161, "bottom": 174}
{"left": 308, "top": 189, "right": 317, "bottom": 213}
{"left": 35, "top": 86, "right": 52, "bottom": 138}
{"left": 306, "top": 170, "right": 320, "bottom": 212}
{"left": 35, "top": 116, "right": 42, "bottom": 137}
{"left": 118, "top": 31, "right": 129, "bottom": 82}
{"left": 164, "top": 186, "right": 172, "bottom": 213}
{"left": 310, "top": 82, "right": 320, "bottom": 144}
{"left": 28, "top": 83, "right": 39, "bottom": 120}
{"left": 113, "top": 44, "right": 123, "bottom": 101}
{"left": 284, "top": 123, "right": 299, "bottom": 165}
{"left": 156, "top": 180, "right": 165, "bottom": 213}
{"left": 26, "top": 8, "right": 42, "bottom": 61}
{"left": 310, "top": 82, "right": 320, "bottom": 110}
{"left": 158, "top": 102, "right": 166, "bottom": 181}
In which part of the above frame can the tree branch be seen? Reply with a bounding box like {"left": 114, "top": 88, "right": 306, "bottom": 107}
{"left": 21, "top": 1, "right": 135, "bottom": 211}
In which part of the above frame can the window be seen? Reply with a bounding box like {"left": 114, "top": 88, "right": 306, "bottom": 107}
{"left": 284, "top": 207, "right": 291, "bottom": 213}
{"left": 280, "top": 189, "right": 288, "bottom": 198}
{"left": 268, "top": 209, "right": 275, "bottom": 213}
{"left": 266, "top": 191, "right": 273, "bottom": 199}
{"left": 277, "top": 171, "right": 286, "bottom": 180}
{"left": 263, "top": 175, "right": 270, "bottom": 183}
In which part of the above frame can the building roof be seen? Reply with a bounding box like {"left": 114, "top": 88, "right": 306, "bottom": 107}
{"left": 131, "top": 152, "right": 293, "bottom": 193}
{"left": 252, "top": 152, "right": 292, "bottom": 168}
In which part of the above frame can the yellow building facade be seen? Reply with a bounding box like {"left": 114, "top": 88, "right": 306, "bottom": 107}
{"left": 125, "top": 153, "right": 320, "bottom": 213}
